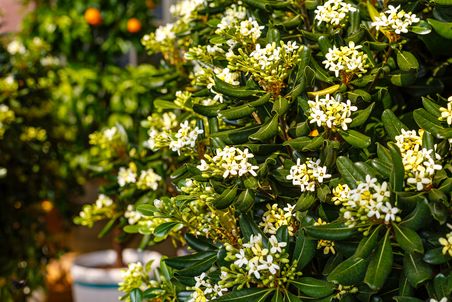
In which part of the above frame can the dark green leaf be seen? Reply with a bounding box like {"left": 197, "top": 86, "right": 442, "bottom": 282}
{"left": 388, "top": 142, "right": 404, "bottom": 192}
{"left": 154, "top": 222, "right": 182, "bottom": 238}
{"left": 184, "top": 234, "right": 217, "bottom": 252}
{"left": 213, "top": 185, "right": 238, "bottom": 209}
{"left": 292, "top": 230, "right": 316, "bottom": 270}
{"left": 336, "top": 156, "right": 366, "bottom": 188}
{"left": 350, "top": 103, "right": 375, "bottom": 128}
{"left": 305, "top": 221, "right": 358, "bottom": 240}
{"left": 364, "top": 229, "right": 393, "bottom": 290}
{"left": 392, "top": 223, "right": 424, "bottom": 253}
{"left": 396, "top": 50, "right": 419, "bottom": 71}
{"left": 423, "top": 248, "right": 450, "bottom": 265}
{"left": 354, "top": 225, "right": 382, "bottom": 258}
{"left": 290, "top": 277, "right": 335, "bottom": 298}
{"left": 249, "top": 115, "right": 279, "bottom": 142}
{"left": 403, "top": 252, "right": 433, "bottom": 287}
{"left": 213, "top": 288, "right": 273, "bottom": 302}
{"left": 327, "top": 256, "right": 368, "bottom": 285}
{"left": 382, "top": 109, "right": 407, "bottom": 139}
{"left": 338, "top": 129, "right": 371, "bottom": 149}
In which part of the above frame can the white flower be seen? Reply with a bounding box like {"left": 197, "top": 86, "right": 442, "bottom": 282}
{"left": 371, "top": 5, "right": 419, "bottom": 34}
{"left": 118, "top": 166, "right": 137, "bottom": 187}
{"left": 104, "top": 127, "right": 118, "bottom": 141}
{"left": 124, "top": 205, "right": 143, "bottom": 225}
{"left": 322, "top": 42, "right": 368, "bottom": 77}
{"left": 308, "top": 94, "right": 357, "bottom": 130}
{"left": 155, "top": 23, "right": 176, "bottom": 42}
{"left": 234, "top": 249, "right": 248, "bottom": 268}
{"left": 137, "top": 169, "right": 162, "bottom": 190}
{"left": 169, "top": 121, "right": 203, "bottom": 154}
{"left": 257, "top": 255, "right": 279, "bottom": 275}
{"left": 95, "top": 194, "right": 114, "bottom": 208}
{"left": 314, "top": 0, "right": 357, "bottom": 26}
{"left": 287, "top": 158, "right": 331, "bottom": 192}
{"left": 381, "top": 202, "right": 400, "bottom": 222}
{"left": 7, "top": 40, "right": 26, "bottom": 55}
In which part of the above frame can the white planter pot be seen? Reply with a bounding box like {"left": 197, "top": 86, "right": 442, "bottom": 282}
{"left": 71, "top": 249, "right": 161, "bottom": 302}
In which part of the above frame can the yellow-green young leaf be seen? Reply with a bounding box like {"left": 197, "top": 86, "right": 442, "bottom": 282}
{"left": 428, "top": 18, "right": 452, "bottom": 40}
{"left": 338, "top": 129, "right": 371, "bottom": 149}
{"left": 292, "top": 230, "right": 315, "bottom": 270}
{"left": 396, "top": 50, "right": 419, "bottom": 71}
{"left": 213, "top": 185, "right": 237, "bottom": 209}
{"left": 364, "top": 229, "right": 393, "bottom": 290}
{"left": 382, "top": 109, "right": 408, "bottom": 139}
{"left": 213, "top": 288, "right": 273, "bottom": 302}
{"left": 354, "top": 225, "right": 383, "bottom": 258}
{"left": 291, "top": 277, "right": 335, "bottom": 298}
{"left": 336, "top": 156, "right": 366, "bottom": 188}
{"left": 350, "top": 102, "right": 375, "bottom": 127}
{"left": 403, "top": 252, "right": 433, "bottom": 287}
{"left": 305, "top": 221, "right": 358, "bottom": 240}
{"left": 327, "top": 256, "right": 369, "bottom": 285}
{"left": 388, "top": 142, "right": 404, "bottom": 192}
{"left": 392, "top": 223, "right": 424, "bottom": 253}
{"left": 307, "top": 84, "right": 341, "bottom": 98}
{"left": 249, "top": 115, "right": 279, "bottom": 142}
{"left": 434, "top": 0, "right": 452, "bottom": 4}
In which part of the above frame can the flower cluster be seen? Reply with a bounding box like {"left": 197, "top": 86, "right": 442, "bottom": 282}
{"left": 118, "top": 164, "right": 137, "bottom": 187}
{"left": 0, "top": 104, "right": 15, "bottom": 139}
{"left": 144, "top": 112, "right": 203, "bottom": 154}
{"left": 314, "top": 218, "right": 336, "bottom": 255}
{"left": 395, "top": 129, "right": 442, "bottom": 191}
{"left": 314, "top": 0, "right": 356, "bottom": 26}
{"left": 74, "top": 194, "right": 116, "bottom": 227}
{"left": 371, "top": 5, "right": 420, "bottom": 35}
{"left": 118, "top": 262, "right": 149, "bottom": 293}
{"left": 307, "top": 94, "right": 358, "bottom": 131}
{"left": 88, "top": 126, "right": 124, "bottom": 150}
{"left": 228, "top": 41, "right": 301, "bottom": 94}
{"left": 6, "top": 40, "right": 26, "bottom": 55}
{"left": 137, "top": 169, "right": 162, "bottom": 190}
{"left": 197, "top": 147, "right": 258, "bottom": 179}
{"left": 333, "top": 176, "right": 400, "bottom": 232}
{"left": 287, "top": 158, "right": 331, "bottom": 192}
{"left": 322, "top": 42, "right": 369, "bottom": 78}
{"left": 189, "top": 273, "right": 228, "bottom": 302}
{"left": 220, "top": 234, "right": 299, "bottom": 288}
{"left": 439, "top": 96, "right": 452, "bottom": 126}
{"left": 170, "top": 0, "right": 205, "bottom": 23}
{"left": 259, "top": 203, "right": 296, "bottom": 236}
{"left": 216, "top": 5, "right": 264, "bottom": 45}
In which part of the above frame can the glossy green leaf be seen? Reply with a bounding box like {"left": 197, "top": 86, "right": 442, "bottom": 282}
{"left": 214, "top": 76, "right": 260, "bottom": 98}
{"left": 154, "top": 221, "right": 182, "bottom": 238}
{"left": 390, "top": 72, "right": 417, "bottom": 87}
{"left": 290, "top": 277, "right": 335, "bottom": 298}
{"left": 414, "top": 108, "right": 452, "bottom": 139}
{"left": 292, "top": 230, "right": 316, "bottom": 270}
{"left": 392, "top": 223, "right": 424, "bottom": 253}
{"left": 213, "top": 185, "right": 238, "bottom": 209}
{"left": 396, "top": 50, "right": 419, "bottom": 71}
{"left": 211, "top": 125, "right": 260, "bottom": 144}
{"left": 235, "top": 189, "right": 255, "bottom": 212}
{"left": 305, "top": 221, "right": 358, "bottom": 240}
{"left": 428, "top": 18, "right": 452, "bottom": 39}
{"left": 165, "top": 251, "right": 217, "bottom": 270}
{"left": 219, "top": 105, "right": 256, "bottom": 120}
{"left": 130, "top": 288, "right": 143, "bottom": 302}
{"left": 399, "top": 198, "right": 430, "bottom": 231}
{"left": 382, "top": 109, "right": 407, "bottom": 139}
{"left": 364, "top": 229, "right": 393, "bottom": 290}
{"left": 411, "top": 20, "right": 432, "bottom": 35}
{"left": 184, "top": 234, "right": 217, "bottom": 252}
{"left": 213, "top": 288, "right": 273, "bottom": 302}
{"left": 193, "top": 103, "right": 227, "bottom": 117}
{"left": 338, "top": 129, "right": 371, "bottom": 149}
{"left": 336, "top": 156, "right": 366, "bottom": 188}
{"left": 327, "top": 256, "right": 368, "bottom": 285}
{"left": 403, "top": 252, "right": 433, "bottom": 287}
{"left": 388, "top": 142, "right": 405, "bottom": 192}
{"left": 175, "top": 253, "right": 217, "bottom": 277}
{"left": 423, "top": 248, "right": 450, "bottom": 265}
{"left": 354, "top": 225, "right": 382, "bottom": 258}
{"left": 349, "top": 102, "right": 375, "bottom": 128}
{"left": 249, "top": 115, "right": 279, "bottom": 142}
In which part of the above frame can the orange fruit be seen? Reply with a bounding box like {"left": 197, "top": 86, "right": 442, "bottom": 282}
{"left": 127, "top": 18, "right": 142, "bottom": 33}
{"left": 84, "top": 8, "right": 102, "bottom": 26}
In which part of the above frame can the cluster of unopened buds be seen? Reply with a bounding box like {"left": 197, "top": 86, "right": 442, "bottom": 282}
{"left": 314, "top": 218, "right": 336, "bottom": 255}
{"left": 371, "top": 5, "right": 420, "bottom": 35}
{"left": 314, "top": 0, "right": 356, "bottom": 26}
{"left": 197, "top": 147, "right": 258, "bottom": 179}
{"left": 259, "top": 203, "right": 296, "bottom": 235}
{"left": 333, "top": 176, "right": 401, "bottom": 233}
{"left": 308, "top": 94, "right": 358, "bottom": 131}
{"left": 88, "top": 126, "right": 123, "bottom": 149}
{"left": 394, "top": 129, "right": 442, "bottom": 191}
{"left": 287, "top": 158, "right": 331, "bottom": 192}
{"left": 323, "top": 42, "right": 369, "bottom": 78}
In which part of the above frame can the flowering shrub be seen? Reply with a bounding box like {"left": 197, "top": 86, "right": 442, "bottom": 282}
{"left": 77, "top": 0, "right": 452, "bottom": 301}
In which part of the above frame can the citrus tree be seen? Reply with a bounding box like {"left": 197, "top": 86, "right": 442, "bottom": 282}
{"left": 102, "top": 0, "right": 452, "bottom": 301}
